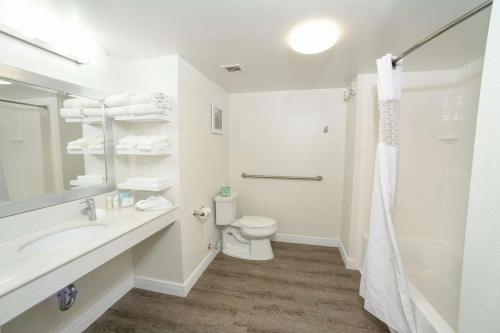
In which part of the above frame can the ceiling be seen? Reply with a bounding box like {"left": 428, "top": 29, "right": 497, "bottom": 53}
{"left": 35, "top": 0, "right": 491, "bottom": 92}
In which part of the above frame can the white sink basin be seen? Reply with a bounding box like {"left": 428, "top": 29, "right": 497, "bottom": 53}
{"left": 18, "top": 224, "right": 107, "bottom": 255}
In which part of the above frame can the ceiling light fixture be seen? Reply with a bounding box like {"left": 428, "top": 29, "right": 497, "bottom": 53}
{"left": 288, "top": 19, "right": 340, "bottom": 54}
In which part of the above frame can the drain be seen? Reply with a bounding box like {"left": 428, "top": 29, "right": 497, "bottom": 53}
{"left": 57, "top": 284, "right": 78, "bottom": 311}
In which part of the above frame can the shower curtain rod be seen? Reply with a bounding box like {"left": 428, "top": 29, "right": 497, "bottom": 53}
{"left": 392, "top": 0, "right": 492, "bottom": 68}
{"left": 0, "top": 98, "right": 48, "bottom": 110}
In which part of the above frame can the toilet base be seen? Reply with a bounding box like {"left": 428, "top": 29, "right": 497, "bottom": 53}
{"left": 222, "top": 227, "right": 274, "bottom": 261}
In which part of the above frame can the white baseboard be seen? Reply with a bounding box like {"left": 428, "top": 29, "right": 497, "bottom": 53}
{"left": 272, "top": 233, "right": 339, "bottom": 247}
{"left": 134, "top": 248, "right": 220, "bottom": 298}
{"left": 184, "top": 247, "right": 220, "bottom": 295}
{"left": 338, "top": 241, "right": 357, "bottom": 270}
{"left": 61, "top": 274, "right": 134, "bottom": 333}
{"left": 134, "top": 275, "right": 186, "bottom": 297}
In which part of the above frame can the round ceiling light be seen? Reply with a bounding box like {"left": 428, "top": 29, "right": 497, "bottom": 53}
{"left": 288, "top": 19, "right": 340, "bottom": 54}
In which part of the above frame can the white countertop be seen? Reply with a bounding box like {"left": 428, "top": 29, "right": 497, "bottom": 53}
{"left": 0, "top": 207, "right": 176, "bottom": 298}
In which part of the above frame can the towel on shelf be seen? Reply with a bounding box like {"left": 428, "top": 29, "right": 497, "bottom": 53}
{"left": 105, "top": 106, "right": 129, "bottom": 117}
{"left": 60, "top": 108, "right": 82, "bottom": 118}
{"left": 128, "top": 102, "right": 171, "bottom": 115}
{"left": 135, "top": 195, "right": 173, "bottom": 211}
{"left": 130, "top": 92, "right": 172, "bottom": 107}
{"left": 104, "top": 93, "right": 133, "bottom": 107}
{"left": 82, "top": 108, "right": 103, "bottom": 117}
{"left": 117, "top": 135, "right": 168, "bottom": 150}
{"left": 136, "top": 141, "right": 169, "bottom": 151}
{"left": 67, "top": 137, "right": 103, "bottom": 150}
{"left": 63, "top": 97, "right": 101, "bottom": 108}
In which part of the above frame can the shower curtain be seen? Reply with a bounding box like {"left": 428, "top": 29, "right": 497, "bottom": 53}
{"left": 359, "top": 54, "right": 416, "bottom": 333}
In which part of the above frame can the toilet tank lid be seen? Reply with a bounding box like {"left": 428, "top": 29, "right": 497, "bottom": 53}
{"left": 214, "top": 191, "right": 238, "bottom": 202}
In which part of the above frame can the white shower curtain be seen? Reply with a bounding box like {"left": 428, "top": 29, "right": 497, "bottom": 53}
{"left": 359, "top": 54, "right": 416, "bottom": 333}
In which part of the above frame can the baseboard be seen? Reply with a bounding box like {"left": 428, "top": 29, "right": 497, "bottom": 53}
{"left": 338, "top": 241, "right": 357, "bottom": 270}
{"left": 184, "top": 247, "right": 220, "bottom": 295}
{"left": 272, "top": 233, "right": 340, "bottom": 247}
{"left": 61, "top": 274, "right": 134, "bottom": 333}
{"left": 134, "top": 247, "right": 220, "bottom": 298}
{"left": 134, "top": 275, "right": 186, "bottom": 297}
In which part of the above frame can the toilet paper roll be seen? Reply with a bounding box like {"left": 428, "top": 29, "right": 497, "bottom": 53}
{"left": 196, "top": 206, "right": 212, "bottom": 220}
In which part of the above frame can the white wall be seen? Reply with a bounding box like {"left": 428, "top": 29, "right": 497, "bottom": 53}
{"left": 177, "top": 57, "right": 229, "bottom": 279}
{"left": 459, "top": 1, "right": 500, "bottom": 331}
{"left": 229, "top": 89, "right": 346, "bottom": 239}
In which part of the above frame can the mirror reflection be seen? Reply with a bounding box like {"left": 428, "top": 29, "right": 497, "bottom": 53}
{"left": 0, "top": 78, "right": 105, "bottom": 203}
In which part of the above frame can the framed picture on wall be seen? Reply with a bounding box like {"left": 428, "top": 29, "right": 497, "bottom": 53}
{"left": 211, "top": 104, "right": 223, "bottom": 135}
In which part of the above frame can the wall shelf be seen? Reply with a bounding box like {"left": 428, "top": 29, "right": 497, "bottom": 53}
{"left": 65, "top": 117, "right": 103, "bottom": 124}
{"left": 115, "top": 148, "right": 171, "bottom": 156}
{"left": 117, "top": 183, "right": 172, "bottom": 192}
{"left": 113, "top": 114, "right": 172, "bottom": 123}
{"left": 67, "top": 149, "right": 105, "bottom": 155}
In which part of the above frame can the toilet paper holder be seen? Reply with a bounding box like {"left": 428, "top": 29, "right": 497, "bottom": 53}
{"left": 193, "top": 206, "right": 211, "bottom": 219}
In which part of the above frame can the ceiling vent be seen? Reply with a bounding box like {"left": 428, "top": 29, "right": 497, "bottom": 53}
{"left": 220, "top": 64, "right": 243, "bottom": 72}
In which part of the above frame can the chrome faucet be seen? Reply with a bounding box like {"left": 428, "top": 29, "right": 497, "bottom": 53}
{"left": 80, "top": 198, "right": 97, "bottom": 221}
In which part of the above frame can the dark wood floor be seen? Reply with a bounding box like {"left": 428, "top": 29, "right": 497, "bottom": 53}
{"left": 85, "top": 242, "right": 388, "bottom": 333}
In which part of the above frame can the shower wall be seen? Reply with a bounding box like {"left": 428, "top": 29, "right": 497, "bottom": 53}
{"left": 396, "top": 58, "right": 483, "bottom": 254}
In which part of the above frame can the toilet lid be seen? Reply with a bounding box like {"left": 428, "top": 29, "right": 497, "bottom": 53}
{"left": 239, "top": 216, "right": 276, "bottom": 229}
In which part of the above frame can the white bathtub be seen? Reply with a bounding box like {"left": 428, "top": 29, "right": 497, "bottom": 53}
{"left": 398, "top": 239, "right": 463, "bottom": 333}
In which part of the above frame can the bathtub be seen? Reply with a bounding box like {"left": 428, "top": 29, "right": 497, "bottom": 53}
{"left": 398, "top": 239, "right": 463, "bottom": 333}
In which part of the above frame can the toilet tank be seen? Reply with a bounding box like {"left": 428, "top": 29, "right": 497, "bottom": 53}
{"left": 214, "top": 191, "right": 238, "bottom": 226}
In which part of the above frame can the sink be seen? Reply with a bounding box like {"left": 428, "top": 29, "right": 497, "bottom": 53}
{"left": 18, "top": 224, "right": 107, "bottom": 255}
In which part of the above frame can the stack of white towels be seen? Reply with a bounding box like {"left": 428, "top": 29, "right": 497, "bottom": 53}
{"left": 119, "top": 177, "right": 170, "bottom": 191}
{"left": 104, "top": 92, "right": 172, "bottom": 118}
{"left": 70, "top": 174, "right": 105, "bottom": 188}
{"left": 135, "top": 195, "right": 173, "bottom": 211}
{"left": 60, "top": 97, "right": 103, "bottom": 120}
{"left": 67, "top": 137, "right": 104, "bottom": 153}
{"left": 116, "top": 135, "right": 168, "bottom": 153}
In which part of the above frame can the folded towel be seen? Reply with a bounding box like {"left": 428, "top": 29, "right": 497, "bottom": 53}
{"left": 130, "top": 93, "right": 172, "bottom": 106}
{"left": 129, "top": 103, "right": 171, "bottom": 115}
{"left": 135, "top": 195, "right": 173, "bottom": 211}
{"left": 63, "top": 97, "right": 101, "bottom": 108}
{"left": 105, "top": 106, "right": 129, "bottom": 117}
{"left": 67, "top": 137, "right": 103, "bottom": 149}
{"left": 136, "top": 142, "right": 169, "bottom": 151}
{"left": 60, "top": 108, "right": 82, "bottom": 118}
{"left": 82, "top": 107, "right": 103, "bottom": 117}
{"left": 104, "top": 93, "right": 133, "bottom": 107}
{"left": 118, "top": 135, "right": 168, "bottom": 147}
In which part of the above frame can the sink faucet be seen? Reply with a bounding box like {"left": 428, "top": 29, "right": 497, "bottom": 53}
{"left": 80, "top": 198, "right": 97, "bottom": 221}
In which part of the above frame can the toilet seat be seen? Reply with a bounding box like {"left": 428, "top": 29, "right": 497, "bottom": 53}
{"left": 238, "top": 216, "right": 276, "bottom": 229}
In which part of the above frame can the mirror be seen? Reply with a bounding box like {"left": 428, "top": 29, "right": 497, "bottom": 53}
{"left": 0, "top": 64, "right": 114, "bottom": 218}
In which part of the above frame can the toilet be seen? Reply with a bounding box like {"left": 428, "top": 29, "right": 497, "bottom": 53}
{"left": 214, "top": 192, "right": 277, "bottom": 260}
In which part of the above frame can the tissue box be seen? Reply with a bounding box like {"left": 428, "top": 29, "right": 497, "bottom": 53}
{"left": 220, "top": 186, "right": 231, "bottom": 197}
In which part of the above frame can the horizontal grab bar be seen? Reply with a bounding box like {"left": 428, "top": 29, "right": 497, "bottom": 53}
{"left": 241, "top": 173, "right": 323, "bottom": 181}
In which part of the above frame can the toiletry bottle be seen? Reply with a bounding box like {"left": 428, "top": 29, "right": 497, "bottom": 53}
{"left": 113, "top": 195, "right": 119, "bottom": 209}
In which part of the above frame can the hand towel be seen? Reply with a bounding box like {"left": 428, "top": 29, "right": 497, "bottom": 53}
{"left": 129, "top": 103, "right": 171, "bottom": 115}
{"left": 136, "top": 141, "right": 169, "bottom": 151}
{"left": 63, "top": 97, "right": 101, "bottom": 108}
{"left": 135, "top": 195, "right": 173, "bottom": 211}
{"left": 82, "top": 108, "right": 103, "bottom": 117}
{"left": 60, "top": 108, "right": 82, "bottom": 118}
{"left": 105, "top": 106, "right": 129, "bottom": 117}
{"left": 130, "top": 93, "right": 172, "bottom": 107}
{"left": 104, "top": 93, "right": 133, "bottom": 107}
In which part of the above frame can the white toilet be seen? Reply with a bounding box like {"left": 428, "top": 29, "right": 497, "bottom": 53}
{"left": 214, "top": 192, "right": 277, "bottom": 260}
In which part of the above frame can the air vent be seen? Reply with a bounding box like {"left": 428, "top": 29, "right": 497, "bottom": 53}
{"left": 220, "top": 64, "right": 243, "bottom": 72}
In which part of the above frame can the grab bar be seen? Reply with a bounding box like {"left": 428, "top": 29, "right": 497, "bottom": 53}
{"left": 241, "top": 173, "right": 323, "bottom": 181}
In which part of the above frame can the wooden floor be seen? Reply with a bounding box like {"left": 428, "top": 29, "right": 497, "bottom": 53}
{"left": 86, "top": 242, "right": 388, "bottom": 333}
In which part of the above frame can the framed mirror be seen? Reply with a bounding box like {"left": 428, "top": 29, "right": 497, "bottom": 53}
{"left": 0, "top": 63, "right": 115, "bottom": 218}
